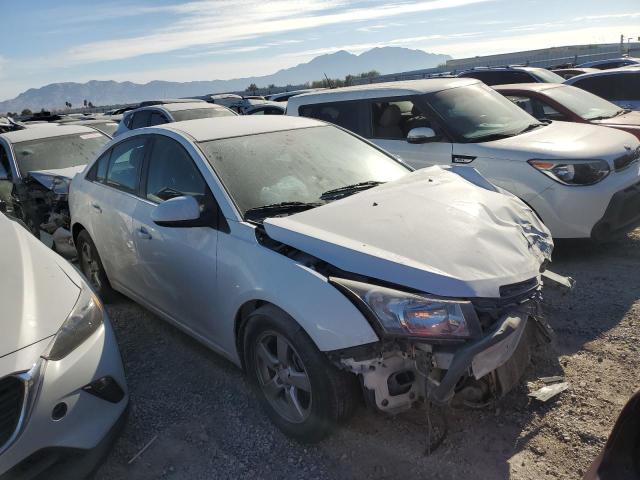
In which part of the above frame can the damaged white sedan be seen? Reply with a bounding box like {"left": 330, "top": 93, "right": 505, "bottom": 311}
{"left": 70, "top": 116, "right": 554, "bottom": 442}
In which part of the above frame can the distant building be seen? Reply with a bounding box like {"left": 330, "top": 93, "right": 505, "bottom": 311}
{"left": 445, "top": 42, "right": 640, "bottom": 72}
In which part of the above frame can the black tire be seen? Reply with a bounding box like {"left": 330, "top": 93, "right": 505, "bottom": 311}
{"left": 76, "top": 229, "right": 116, "bottom": 303}
{"left": 244, "top": 305, "right": 359, "bottom": 443}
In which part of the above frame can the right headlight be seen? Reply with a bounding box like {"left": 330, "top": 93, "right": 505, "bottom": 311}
{"left": 332, "top": 278, "right": 473, "bottom": 338}
{"left": 44, "top": 286, "right": 104, "bottom": 361}
{"left": 528, "top": 159, "right": 610, "bottom": 186}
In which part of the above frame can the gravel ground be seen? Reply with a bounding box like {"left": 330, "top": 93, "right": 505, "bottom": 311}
{"left": 94, "top": 229, "right": 640, "bottom": 480}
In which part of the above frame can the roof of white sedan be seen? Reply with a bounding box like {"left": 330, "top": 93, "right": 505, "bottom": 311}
{"left": 160, "top": 102, "right": 223, "bottom": 112}
{"left": 159, "top": 115, "right": 323, "bottom": 142}
{"left": 0, "top": 124, "right": 103, "bottom": 143}
{"left": 287, "top": 78, "right": 478, "bottom": 108}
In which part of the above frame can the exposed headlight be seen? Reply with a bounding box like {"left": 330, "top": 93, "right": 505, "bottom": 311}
{"left": 332, "top": 278, "right": 473, "bottom": 338}
{"left": 528, "top": 159, "right": 610, "bottom": 185}
{"left": 44, "top": 287, "right": 104, "bottom": 361}
{"left": 51, "top": 176, "right": 71, "bottom": 195}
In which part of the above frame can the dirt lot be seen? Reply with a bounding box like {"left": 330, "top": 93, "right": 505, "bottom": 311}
{"left": 94, "top": 229, "right": 640, "bottom": 480}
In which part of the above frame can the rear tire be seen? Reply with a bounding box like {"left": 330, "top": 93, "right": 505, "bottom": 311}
{"left": 76, "top": 230, "right": 116, "bottom": 303}
{"left": 244, "top": 305, "right": 359, "bottom": 443}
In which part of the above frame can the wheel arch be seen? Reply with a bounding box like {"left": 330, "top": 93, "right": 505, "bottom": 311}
{"left": 234, "top": 299, "right": 279, "bottom": 371}
{"left": 71, "top": 221, "right": 87, "bottom": 245}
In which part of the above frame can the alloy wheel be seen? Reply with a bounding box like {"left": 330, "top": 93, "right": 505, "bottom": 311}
{"left": 254, "top": 331, "right": 312, "bottom": 424}
{"left": 80, "top": 241, "right": 102, "bottom": 291}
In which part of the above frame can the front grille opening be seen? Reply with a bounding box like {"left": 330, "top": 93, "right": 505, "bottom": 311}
{"left": 0, "top": 376, "right": 24, "bottom": 448}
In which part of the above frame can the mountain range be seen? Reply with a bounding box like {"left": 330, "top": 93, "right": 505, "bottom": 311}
{"left": 0, "top": 47, "right": 450, "bottom": 113}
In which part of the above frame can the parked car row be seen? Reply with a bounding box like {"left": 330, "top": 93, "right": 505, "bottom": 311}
{"left": 2, "top": 64, "right": 640, "bottom": 476}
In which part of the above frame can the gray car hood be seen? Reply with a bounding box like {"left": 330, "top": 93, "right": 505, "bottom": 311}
{"left": 264, "top": 167, "right": 552, "bottom": 298}
{"left": 0, "top": 215, "right": 80, "bottom": 360}
{"left": 28, "top": 165, "right": 86, "bottom": 190}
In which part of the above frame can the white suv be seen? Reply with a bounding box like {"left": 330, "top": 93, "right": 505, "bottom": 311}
{"left": 287, "top": 79, "right": 640, "bottom": 240}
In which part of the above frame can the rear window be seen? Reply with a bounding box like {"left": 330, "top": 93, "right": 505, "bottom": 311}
{"left": 459, "top": 70, "right": 534, "bottom": 85}
{"left": 171, "top": 108, "right": 235, "bottom": 122}
{"left": 13, "top": 132, "right": 109, "bottom": 176}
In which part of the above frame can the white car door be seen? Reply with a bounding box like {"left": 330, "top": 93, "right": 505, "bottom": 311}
{"left": 131, "top": 134, "right": 219, "bottom": 337}
{"left": 367, "top": 98, "right": 452, "bottom": 169}
{"left": 85, "top": 136, "right": 149, "bottom": 292}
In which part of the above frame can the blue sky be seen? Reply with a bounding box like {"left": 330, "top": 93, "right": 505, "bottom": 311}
{"left": 1, "top": 0, "right": 639, "bottom": 100}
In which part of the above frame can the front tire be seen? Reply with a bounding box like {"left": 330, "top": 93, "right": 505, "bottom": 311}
{"left": 76, "top": 230, "right": 115, "bottom": 302}
{"left": 244, "top": 305, "right": 358, "bottom": 442}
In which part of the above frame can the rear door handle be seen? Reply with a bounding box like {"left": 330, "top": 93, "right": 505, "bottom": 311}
{"left": 91, "top": 203, "right": 102, "bottom": 213}
{"left": 136, "top": 227, "right": 152, "bottom": 240}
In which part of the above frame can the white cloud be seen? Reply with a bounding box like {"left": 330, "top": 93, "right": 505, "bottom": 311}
{"left": 574, "top": 12, "right": 640, "bottom": 22}
{"left": 64, "top": 0, "right": 493, "bottom": 64}
{"left": 413, "top": 24, "right": 639, "bottom": 59}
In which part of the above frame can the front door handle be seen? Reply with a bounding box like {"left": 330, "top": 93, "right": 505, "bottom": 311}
{"left": 91, "top": 203, "right": 102, "bottom": 213}
{"left": 136, "top": 227, "right": 152, "bottom": 240}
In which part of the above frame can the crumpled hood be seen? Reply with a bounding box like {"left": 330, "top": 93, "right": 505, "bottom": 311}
{"left": 28, "top": 165, "right": 86, "bottom": 190}
{"left": 264, "top": 167, "right": 552, "bottom": 298}
{"left": 478, "top": 121, "right": 640, "bottom": 164}
{"left": 0, "top": 215, "right": 80, "bottom": 360}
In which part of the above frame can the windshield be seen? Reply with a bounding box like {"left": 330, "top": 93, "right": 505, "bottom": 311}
{"left": 13, "top": 132, "right": 109, "bottom": 176}
{"left": 198, "top": 125, "right": 409, "bottom": 217}
{"left": 428, "top": 84, "right": 537, "bottom": 141}
{"left": 544, "top": 85, "right": 623, "bottom": 120}
{"left": 532, "top": 69, "right": 565, "bottom": 83}
{"left": 171, "top": 108, "right": 235, "bottom": 122}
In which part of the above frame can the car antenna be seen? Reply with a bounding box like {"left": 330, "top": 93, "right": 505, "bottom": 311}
{"left": 324, "top": 73, "right": 336, "bottom": 89}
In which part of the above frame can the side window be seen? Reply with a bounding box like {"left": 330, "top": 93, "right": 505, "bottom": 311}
{"left": 370, "top": 98, "right": 438, "bottom": 140}
{"left": 130, "top": 110, "right": 151, "bottom": 129}
{"left": 534, "top": 99, "right": 567, "bottom": 120}
{"left": 149, "top": 111, "right": 168, "bottom": 126}
{"left": 106, "top": 137, "right": 147, "bottom": 193}
{"left": 265, "top": 108, "right": 283, "bottom": 115}
{"left": 573, "top": 76, "right": 612, "bottom": 99}
{"left": 0, "top": 146, "right": 12, "bottom": 180}
{"left": 250, "top": 108, "right": 265, "bottom": 115}
{"left": 298, "top": 101, "right": 366, "bottom": 135}
{"left": 505, "top": 95, "right": 536, "bottom": 116}
{"left": 145, "top": 136, "right": 207, "bottom": 204}
{"left": 86, "top": 150, "right": 111, "bottom": 182}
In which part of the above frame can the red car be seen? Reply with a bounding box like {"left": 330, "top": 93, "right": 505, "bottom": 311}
{"left": 494, "top": 83, "right": 640, "bottom": 140}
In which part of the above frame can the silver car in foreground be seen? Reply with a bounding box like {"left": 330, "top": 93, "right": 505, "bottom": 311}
{"left": 0, "top": 214, "right": 127, "bottom": 478}
{"left": 70, "top": 116, "right": 554, "bottom": 442}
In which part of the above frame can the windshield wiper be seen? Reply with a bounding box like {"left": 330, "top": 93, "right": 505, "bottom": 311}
{"left": 590, "top": 109, "right": 630, "bottom": 121}
{"left": 517, "top": 122, "right": 546, "bottom": 134}
{"left": 320, "top": 181, "right": 385, "bottom": 200}
{"left": 244, "top": 201, "right": 324, "bottom": 221}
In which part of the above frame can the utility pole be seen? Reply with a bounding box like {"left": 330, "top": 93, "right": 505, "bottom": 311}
{"left": 620, "top": 34, "right": 624, "bottom": 55}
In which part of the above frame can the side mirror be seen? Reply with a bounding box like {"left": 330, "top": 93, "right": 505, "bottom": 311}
{"left": 407, "top": 127, "right": 437, "bottom": 144}
{"left": 151, "top": 195, "right": 204, "bottom": 228}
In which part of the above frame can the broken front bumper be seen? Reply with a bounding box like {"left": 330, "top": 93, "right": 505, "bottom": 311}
{"left": 428, "top": 309, "right": 548, "bottom": 405}
{"left": 339, "top": 305, "right": 550, "bottom": 413}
